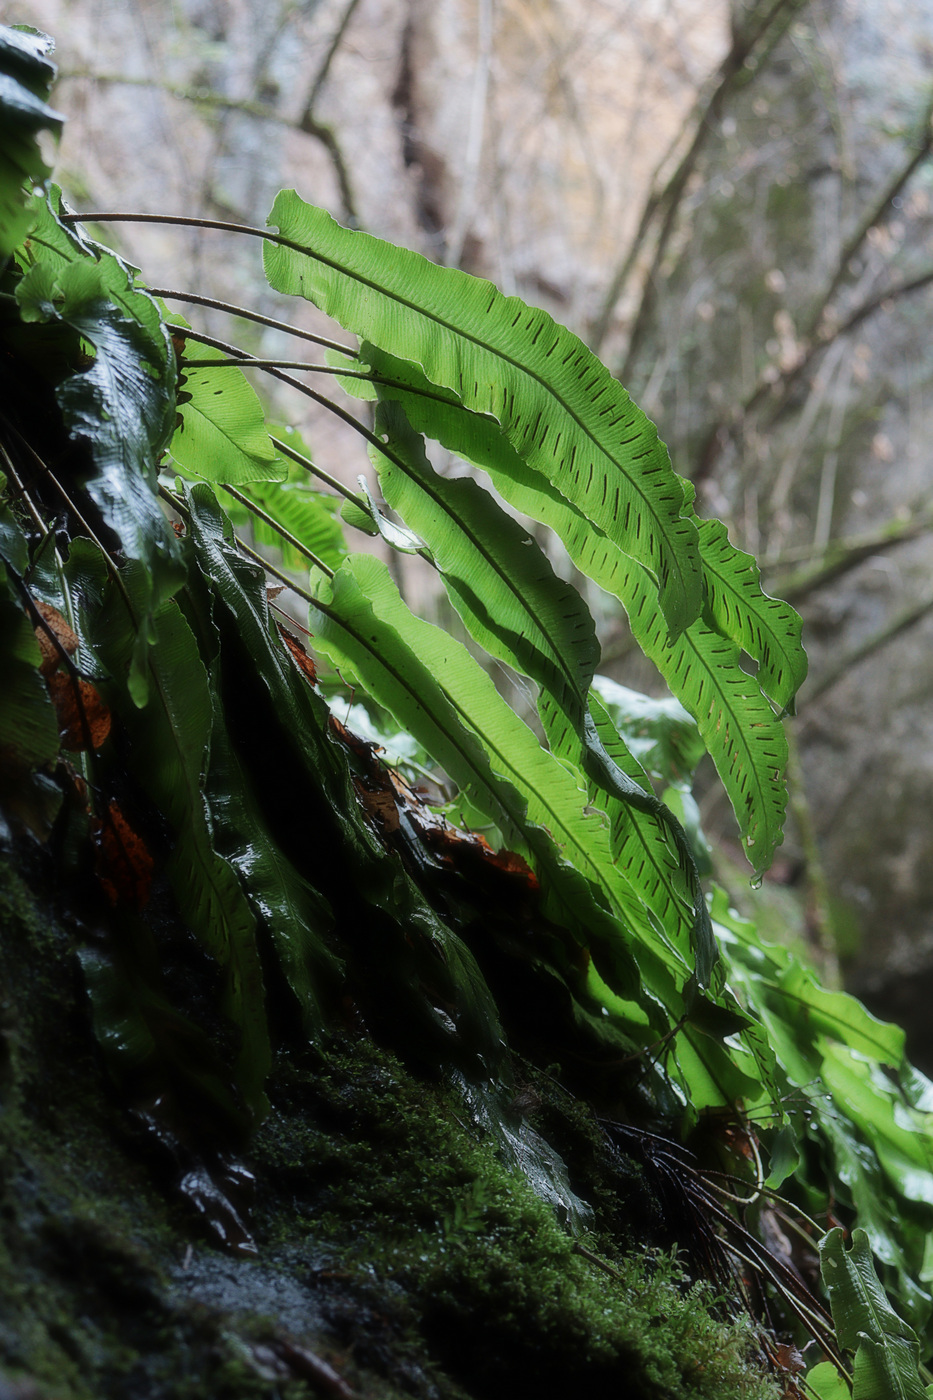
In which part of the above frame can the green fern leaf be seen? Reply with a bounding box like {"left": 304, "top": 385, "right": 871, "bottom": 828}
{"left": 344, "top": 351, "right": 790, "bottom": 869}
{"left": 230, "top": 477, "right": 349, "bottom": 573}
{"left": 619, "top": 561, "right": 789, "bottom": 870}
{"left": 263, "top": 192, "right": 702, "bottom": 636}
{"left": 370, "top": 398, "right": 600, "bottom": 727}
{"left": 584, "top": 692, "right": 708, "bottom": 982}
{"left": 365, "top": 399, "right": 717, "bottom": 982}
{"left": 696, "top": 518, "right": 806, "bottom": 712}
{"left": 820, "top": 1229, "right": 927, "bottom": 1400}
{"left": 306, "top": 551, "right": 667, "bottom": 1008}
{"left": 166, "top": 314, "right": 285, "bottom": 485}
{"left": 481, "top": 460, "right": 789, "bottom": 870}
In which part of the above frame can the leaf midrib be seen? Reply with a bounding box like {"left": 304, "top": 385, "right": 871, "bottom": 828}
{"left": 269, "top": 210, "right": 698, "bottom": 619}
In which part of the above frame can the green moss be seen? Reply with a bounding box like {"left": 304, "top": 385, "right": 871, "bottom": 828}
{"left": 251, "top": 1040, "right": 781, "bottom": 1400}
{"left": 0, "top": 855, "right": 782, "bottom": 1399}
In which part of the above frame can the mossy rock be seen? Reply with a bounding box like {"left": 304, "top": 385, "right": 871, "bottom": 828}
{"left": 0, "top": 847, "right": 781, "bottom": 1400}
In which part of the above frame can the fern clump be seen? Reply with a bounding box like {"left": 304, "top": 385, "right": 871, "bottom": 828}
{"left": 1, "top": 22, "right": 932, "bottom": 1399}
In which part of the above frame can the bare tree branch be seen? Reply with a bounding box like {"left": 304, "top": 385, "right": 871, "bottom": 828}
{"left": 769, "top": 508, "right": 933, "bottom": 604}
{"left": 446, "top": 0, "right": 494, "bottom": 269}
{"left": 63, "top": 45, "right": 363, "bottom": 228}
{"left": 802, "top": 88, "right": 933, "bottom": 340}
{"left": 695, "top": 262, "right": 933, "bottom": 486}
{"left": 688, "top": 84, "right": 933, "bottom": 484}
{"left": 588, "top": 0, "right": 805, "bottom": 363}
{"left": 301, "top": 0, "right": 364, "bottom": 121}
{"left": 806, "top": 592, "right": 933, "bottom": 703}
{"left": 296, "top": 0, "right": 364, "bottom": 225}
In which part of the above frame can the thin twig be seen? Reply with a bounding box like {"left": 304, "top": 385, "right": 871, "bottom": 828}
{"left": 608, "top": 0, "right": 804, "bottom": 374}
{"left": 300, "top": 0, "right": 364, "bottom": 121}
{"left": 571, "top": 1242, "right": 625, "bottom": 1283}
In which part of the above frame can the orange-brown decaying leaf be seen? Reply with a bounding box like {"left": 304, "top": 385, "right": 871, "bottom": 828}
{"left": 33, "top": 600, "right": 79, "bottom": 677}
{"left": 93, "top": 800, "right": 155, "bottom": 909}
{"left": 47, "top": 671, "right": 112, "bottom": 750}
{"left": 278, "top": 626, "right": 318, "bottom": 685}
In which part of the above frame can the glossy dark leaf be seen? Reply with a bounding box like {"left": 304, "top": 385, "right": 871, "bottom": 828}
{"left": 0, "top": 25, "right": 63, "bottom": 260}
{"left": 73, "top": 545, "right": 271, "bottom": 1119}
{"left": 820, "top": 1228, "right": 926, "bottom": 1400}
{"left": 184, "top": 483, "right": 510, "bottom": 1073}
{"left": 16, "top": 200, "right": 182, "bottom": 704}
{"left": 0, "top": 504, "right": 58, "bottom": 773}
{"left": 304, "top": 547, "right": 656, "bottom": 1015}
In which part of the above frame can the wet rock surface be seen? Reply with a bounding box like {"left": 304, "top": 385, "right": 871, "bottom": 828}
{"left": 0, "top": 851, "right": 781, "bottom": 1400}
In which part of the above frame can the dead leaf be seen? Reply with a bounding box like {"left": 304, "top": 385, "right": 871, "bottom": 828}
{"left": 93, "top": 799, "right": 154, "bottom": 909}
{"left": 278, "top": 626, "right": 318, "bottom": 685}
{"left": 46, "top": 671, "right": 112, "bottom": 750}
{"left": 328, "top": 713, "right": 538, "bottom": 894}
{"left": 354, "top": 781, "right": 400, "bottom": 834}
{"left": 415, "top": 815, "right": 539, "bottom": 891}
{"left": 33, "top": 599, "right": 79, "bottom": 677}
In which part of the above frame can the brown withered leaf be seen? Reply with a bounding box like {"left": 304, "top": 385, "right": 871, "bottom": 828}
{"left": 33, "top": 599, "right": 79, "bottom": 677}
{"left": 328, "top": 713, "right": 539, "bottom": 895}
{"left": 93, "top": 799, "right": 154, "bottom": 909}
{"left": 354, "top": 780, "right": 400, "bottom": 834}
{"left": 328, "top": 714, "right": 384, "bottom": 762}
{"left": 416, "top": 816, "right": 539, "bottom": 892}
{"left": 278, "top": 625, "right": 318, "bottom": 686}
{"left": 47, "top": 671, "right": 112, "bottom": 750}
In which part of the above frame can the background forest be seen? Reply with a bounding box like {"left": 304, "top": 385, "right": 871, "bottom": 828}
{"left": 11, "top": 0, "right": 933, "bottom": 1055}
